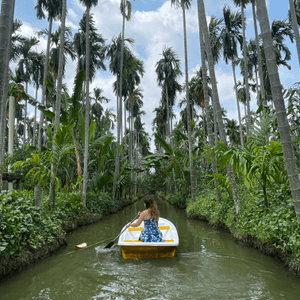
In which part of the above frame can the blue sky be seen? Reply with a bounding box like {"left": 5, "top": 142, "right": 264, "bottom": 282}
{"left": 10, "top": 0, "right": 299, "bottom": 150}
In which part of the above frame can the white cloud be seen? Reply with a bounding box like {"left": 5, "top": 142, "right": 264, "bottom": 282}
{"left": 17, "top": 0, "right": 296, "bottom": 152}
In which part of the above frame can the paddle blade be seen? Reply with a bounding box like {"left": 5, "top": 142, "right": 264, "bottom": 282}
{"left": 104, "top": 241, "right": 114, "bottom": 249}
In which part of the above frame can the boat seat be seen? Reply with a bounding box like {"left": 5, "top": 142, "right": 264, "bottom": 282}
{"left": 128, "top": 226, "right": 170, "bottom": 232}
{"left": 123, "top": 239, "right": 174, "bottom": 243}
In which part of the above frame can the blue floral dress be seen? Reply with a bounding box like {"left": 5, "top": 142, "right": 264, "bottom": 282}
{"left": 140, "top": 219, "right": 163, "bottom": 242}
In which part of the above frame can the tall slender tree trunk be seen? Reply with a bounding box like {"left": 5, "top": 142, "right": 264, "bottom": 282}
{"left": 130, "top": 104, "right": 133, "bottom": 191}
{"left": 8, "top": 95, "right": 15, "bottom": 191}
{"left": 113, "top": 2, "right": 126, "bottom": 200}
{"left": 198, "top": 26, "right": 221, "bottom": 202}
{"left": 124, "top": 99, "right": 127, "bottom": 147}
{"left": 135, "top": 131, "right": 138, "bottom": 195}
{"left": 182, "top": 3, "right": 195, "bottom": 203}
{"left": 241, "top": 5, "right": 251, "bottom": 138}
{"left": 24, "top": 82, "right": 29, "bottom": 145}
{"left": 0, "top": 0, "right": 15, "bottom": 191}
{"left": 256, "top": 0, "right": 300, "bottom": 221}
{"left": 252, "top": 1, "right": 266, "bottom": 105}
{"left": 33, "top": 87, "right": 38, "bottom": 146}
{"left": 289, "top": 0, "right": 300, "bottom": 68}
{"left": 49, "top": 0, "right": 67, "bottom": 207}
{"left": 232, "top": 63, "right": 244, "bottom": 146}
{"left": 82, "top": 6, "right": 91, "bottom": 206}
{"left": 166, "top": 84, "right": 170, "bottom": 140}
{"left": 38, "top": 17, "right": 53, "bottom": 149}
{"left": 198, "top": 0, "right": 241, "bottom": 213}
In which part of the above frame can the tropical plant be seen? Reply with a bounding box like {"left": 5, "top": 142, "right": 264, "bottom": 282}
{"left": 197, "top": 0, "right": 242, "bottom": 213}
{"left": 171, "top": 0, "right": 195, "bottom": 202}
{"left": 35, "top": 0, "right": 62, "bottom": 149}
{"left": 288, "top": 0, "right": 300, "bottom": 67}
{"left": 219, "top": 6, "right": 244, "bottom": 145}
{"left": 256, "top": 0, "right": 300, "bottom": 221}
{"left": 232, "top": 0, "right": 252, "bottom": 137}
{"left": 48, "top": 0, "right": 67, "bottom": 206}
{"left": 155, "top": 46, "right": 182, "bottom": 142}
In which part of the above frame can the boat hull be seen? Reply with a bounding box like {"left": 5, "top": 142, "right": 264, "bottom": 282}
{"left": 118, "top": 217, "right": 179, "bottom": 260}
{"left": 121, "top": 245, "right": 177, "bottom": 260}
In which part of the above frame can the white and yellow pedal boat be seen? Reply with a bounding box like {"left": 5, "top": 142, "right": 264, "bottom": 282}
{"left": 118, "top": 217, "right": 179, "bottom": 260}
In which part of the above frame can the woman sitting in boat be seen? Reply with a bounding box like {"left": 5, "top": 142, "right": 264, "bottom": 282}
{"left": 126, "top": 199, "right": 162, "bottom": 242}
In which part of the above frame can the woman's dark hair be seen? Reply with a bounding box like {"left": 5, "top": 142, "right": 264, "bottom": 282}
{"left": 144, "top": 199, "right": 160, "bottom": 219}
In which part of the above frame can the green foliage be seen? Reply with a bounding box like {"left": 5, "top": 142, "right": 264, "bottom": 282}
{"left": 0, "top": 190, "right": 63, "bottom": 259}
{"left": 139, "top": 171, "right": 166, "bottom": 193}
{"left": 86, "top": 191, "right": 120, "bottom": 213}
{"left": 0, "top": 188, "right": 126, "bottom": 259}
{"left": 154, "top": 133, "right": 173, "bottom": 155}
{"left": 204, "top": 114, "right": 288, "bottom": 208}
{"left": 4, "top": 145, "right": 34, "bottom": 190}
{"left": 13, "top": 124, "right": 75, "bottom": 190}
{"left": 187, "top": 188, "right": 300, "bottom": 260}
{"left": 54, "top": 192, "right": 84, "bottom": 219}
{"left": 208, "top": 172, "right": 232, "bottom": 198}
{"left": 187, "top": 188, "right": 234, "bottom": 224}
{"left": 167, "top": 190, "right": 190, "bottom": 209}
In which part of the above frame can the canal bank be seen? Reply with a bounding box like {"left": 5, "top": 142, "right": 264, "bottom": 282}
{"left": 158, "top": 192, "right": 300, "bottom": 277}
{"left": 0, "top": 193, "right": 144, "bottom": 281}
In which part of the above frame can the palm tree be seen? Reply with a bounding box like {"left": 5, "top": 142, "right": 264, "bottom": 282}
{"left": 78, "top": 0, "right": 102, "bottom": 206}
{"left": 232, "top": 0, "right": 251, "bottom": 138}
{"left": 35, "top": 0, "right": 62, "bottom": 149}
{"left": 171, "top": 0, "right": 195, "bottom": 202}
{"left": 155, "top": 46, "right": 182, "bottom": 142}
{"left": 244, "top": 39, "right": 260, "bottom": 108}
{"left": 31, "top": 52, "right": 45, "bottom": 146}
{"left": 112, "top": 0, "right": 133, "bottom": 200}
{"left": 0, "top": 0, "right": 15, "bottom": 190}
{"left": 289, "top": 0, "right": 300, "bottom": 67}
{"left": 219, "top": 6, "right": 244, "bottom": 145}
{"left": 196, "top": 0, "right": 222, "bottom": 201}
{"left": 197, "top": 0, "right": 242, "bottom": 213}
{"left": 10, "top": 20, "right": 25, "bottom": 63}
{"left": 107, "top": 35, "right": 134, "bottom": 145}
{"left": 124, "top": 86, "right": 144, "bottom": 181}
{"left": 40, "top": 26, "right": 76, "bottom": 82}
{"left": 16, "top": 36, "right": 39, "bottom": 144}
{"left": 226, "top": 119, "right": 241, "bottom": 146}
{"left": 251, "top": 0, "right": 266, "bottom": 104}
{"left": 49, "top": 0, "right": 67, "bottom": 207}
{"left": 91, "top": 88, "right": 110, "bottom": 121}
{"left": 152, "top": 105, "right": 168, "bottom": 144}
{"left": 261, "top": 20, "right": 294, "bottom": 103}
{"left": 208, "top": 16, "right": 223, "bottom": 64}
{"left": 74, "top": 13, "right": 107, "bottom": 82}
{"left": 256, "top": 0, "right": 300, "bottom": 221}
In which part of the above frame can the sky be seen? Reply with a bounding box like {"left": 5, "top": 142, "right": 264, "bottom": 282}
{"left": 9, "top": 0, "right": 300, "bottom": 151}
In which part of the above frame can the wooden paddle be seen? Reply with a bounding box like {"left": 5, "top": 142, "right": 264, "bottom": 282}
{"left": 104, "top": 213, "right": 139, "bottom": 249}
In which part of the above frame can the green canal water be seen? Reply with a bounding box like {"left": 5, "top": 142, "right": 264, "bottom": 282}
{"left": 1, "top": 198, "right": 300, "bottom": 300}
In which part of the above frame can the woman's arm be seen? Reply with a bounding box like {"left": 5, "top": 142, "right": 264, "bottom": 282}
{"left": 127, "top": 211, "right": 146, "bottom": 228}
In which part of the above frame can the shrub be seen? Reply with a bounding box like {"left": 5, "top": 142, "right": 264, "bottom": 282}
{"left": 86, "top": 191, "right": 120, "bottom": 213}
{"left": 0, "top": 190, "right": 63, "bottom": 259}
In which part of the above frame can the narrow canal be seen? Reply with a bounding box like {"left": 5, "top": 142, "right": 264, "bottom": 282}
{"left": 1, "top": 198, "right": 300, "bottom": 299}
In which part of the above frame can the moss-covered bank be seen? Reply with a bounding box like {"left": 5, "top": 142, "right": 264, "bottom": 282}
{"left": 0, "top": 191, "right": 143, "bottom": 281}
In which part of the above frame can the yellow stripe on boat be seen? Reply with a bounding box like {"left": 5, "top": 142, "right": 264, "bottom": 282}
{"left": 123, "top": 240, "right": 174, "bottom": 243}
{"left": 128, "top": 226, "right": 170, "bottom": 232}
